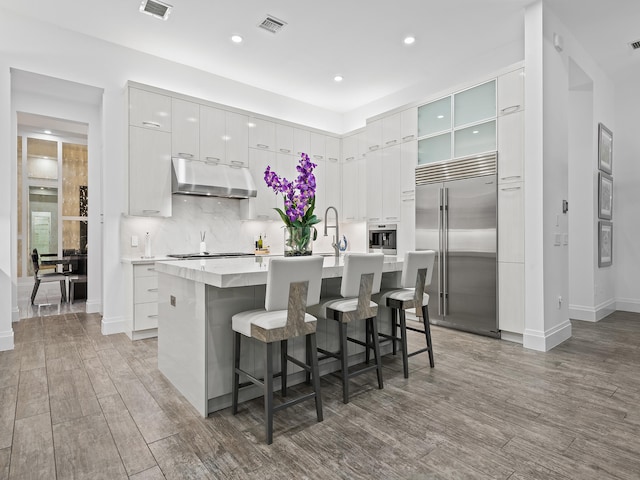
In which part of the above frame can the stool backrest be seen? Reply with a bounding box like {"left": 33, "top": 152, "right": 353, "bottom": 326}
{"left": 341, "top": 253, "right": 384, "bottom": 298}
{"left": 31, "top": 249, "right": 41, "bottom": 276}
{"left": 401, "top": 250, "right": 436, "bottom": 289}
{"left": 265, "top": 256, "right": 324, "bottom": 311}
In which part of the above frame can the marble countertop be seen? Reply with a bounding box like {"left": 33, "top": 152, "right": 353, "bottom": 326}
{"left": 154, "top": 254, "right": 403, "bottom": 288}
{"left": 121, "top": 256, "right": 177, "bottom": 264}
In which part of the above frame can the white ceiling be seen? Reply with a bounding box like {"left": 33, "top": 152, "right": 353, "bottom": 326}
{"left": 2, "top": 0, "right": 639, "bottom": 113}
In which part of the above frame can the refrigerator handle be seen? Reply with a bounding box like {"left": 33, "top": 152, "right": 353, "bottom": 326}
{"left": 443, "top": 186, "right": 449, "bottom": 316}
{"left": 438, "top": 187, "right": 443, "bottom": 316}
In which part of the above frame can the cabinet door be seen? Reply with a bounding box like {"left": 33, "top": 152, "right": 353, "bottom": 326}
{"left": 342, "top": 158, "right": 358, "bottom": 221}
{"left": 247, "top": 148, "right": 277, "bottom": 220}
{"left": 366, "top": 119, "right": 383, "bottom": 152}
{"left": 454, "top": 80, "right": 496, "bottom": 127}
{"left": 276, "top": 124, "right": 294, "bottom": 155}
{"left": 249, "top": 118, "right": 276, "bottom": 151}
{"left": 294, "top": 128, "right": 311, "bottom": 157}
{"left": 129, "top": 88, "right": 171, "bottom": 132}
{"left": 313, "top": 158, "right": 326, "bottom": 218}
{"left": 356, "top": 131, "right": 368, "bottom": 160}
{"left": 382, "top": 112, "right": 401, "bottom": 148}
{"left": 401, "top": 107, "right": 418, "bottom": 143}
{"left": 276, "top": 151, "right": 298, "bottom": 181}
{"left": 325, "top": 156, "right": 341, "bottom": 212}
{"left": 310, "top": 132, "right": 325, "bottom": 161}
{"left": 325, "top": 136, "right": 340, "bottom": 163}
{"left": 498, "top": 182, "right": 524, "bottom": 263}
{"left": 400, "top": 140, "right": 417, "bottom": 197}
{"left": 498, "top": 110, "right": 524, "bottom": 184}
{"left": 399, "top": 195, "right": 415, "bottom": 257}
{"left": 129, "top": 126, "right": 172, "bottom": 216}
{"left": 498, "top": 68, "right": 524, "bottom": 115}
{"left": 499, "top": 262, "right": 524, "bottom": 334}
{"left": 342, "top": 134, "right": 357, "bottom": 162}
{"left": 171, "top": 98, "right": 199, "bottom": 159}
{"left": 365, "top": 149, "right": 383, "bottom": 222}
{"left": 225, "top": 111, "right": 249, "bottom": 167}
{"left": 199, "top": 105, "right": 225, "bottom": 164}
{"left": 381, "top": 144, "right": 401, "bottom": 222}
{"left": 357, "top": 157, "right": 368, "bottom": 221}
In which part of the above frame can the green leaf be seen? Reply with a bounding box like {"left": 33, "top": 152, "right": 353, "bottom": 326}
{"left": 273, "top": 207, "right": 292, "bottom": 226}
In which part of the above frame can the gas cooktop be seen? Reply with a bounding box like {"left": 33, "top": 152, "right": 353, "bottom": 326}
{"left": 166, "top": 252, "right": 254, "bottom": 259}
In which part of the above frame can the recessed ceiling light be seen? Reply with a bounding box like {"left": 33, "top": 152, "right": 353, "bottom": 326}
{"left": 403, "top": 36, "right": 416, "bottom": 45}
{"left": 44, "top": 130, "right": 52, "bottom": 134}
{"left": 231, "top": 35, "right": 243, "bottom": 44}
{"left": 472, "top": 130, "right": 479, "bottom": 134}
{"left": 334, "top": 75, "right": 343, "bottom": 83}
{"left": 436, "top": 115, "right": 444, "bottom": 119}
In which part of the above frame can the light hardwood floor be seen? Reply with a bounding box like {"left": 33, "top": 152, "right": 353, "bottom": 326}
{"left": 1, "top": 311, "right": 639, "bottom": 479}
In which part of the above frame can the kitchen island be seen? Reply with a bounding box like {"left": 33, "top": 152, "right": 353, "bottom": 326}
{"left": 154, "top": 255, "right": 403, "bottom": 416}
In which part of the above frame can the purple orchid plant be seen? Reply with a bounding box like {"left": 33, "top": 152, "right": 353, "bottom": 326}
{"left": 264, "top": 153, "right": 320, "bottom": 246}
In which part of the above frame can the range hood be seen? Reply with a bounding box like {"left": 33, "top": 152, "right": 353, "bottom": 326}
{"left": 171, "top": 157, "right": 257, "bottom": 199}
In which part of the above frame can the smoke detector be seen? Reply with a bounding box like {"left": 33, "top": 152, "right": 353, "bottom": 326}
{"left": 140, "top": 0, "right": 172, "bottom": 20}
{"left": 257, "top": 15, "right": 287, "bottom": 34}
{"left": 629, "top": 39, "right": 640, "bottom": 50}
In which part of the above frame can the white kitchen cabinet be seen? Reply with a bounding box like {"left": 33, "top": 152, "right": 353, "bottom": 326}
{"left": 129, "top": 126, "right": 172, "bottom": 217}
{"left": 341, "top": 157, "right": 358, "bottom": 221}
{"left": 366, "top": 118, "right": 383, "bottom": 153}
{"left": 276, "top": 151, "right": 297, "bottom": 181}
{"left": 381, "top": 144, "right": 401, "bottom": 222}
{"left": 365, "top": 149, "right": 383, "bottom": 222}
{"left": 357, "top": 157, "right": 367, "bottom": 222}
{"left": 245, "top": 148, "right": 277, "bottom": 220}
{"left": 498, "top": 68, "right": 524, "bottom": 116}
{"left": 400, "top": 140, "right": 417, "bottom": 197}
{"left": 129, "top": 88, "right": 172, "bottom": 132}
{"left": 124, "top": 262, "right": 160, "bottom": 340}
{"left": 342, "top": 134, "right": 358, "bottom": 162}
{"left": 498, "top": 182, "right": 524, "bottom": 263}
{"left": 499, "top": 262, "right": 524, "bottom": 334}
{"left": 199, "top": 105, "right": 225, "bottom": 164}
{"left": 382, "top": 112, "right": 401, "bottom": 148}
{"left": 401, "top": 107, "right": 418, "bottom": 143}
{"left": 294, "top": 128, "right": 311, "bottom": 157}
{"left": 326, "top": 136, "right": 340, "bottom": 162}
{"left": 398, "top": 195, "right": 415, "bottom": 257}
{"left": 172, "top": 98, "right": 200, "bottom": 159}
{"left": 248, "top": 117, "right": 276, "bottom": 151}
{"left": 313, "top": 158, "right": 326, "bottom": 218}
{"left": 309, "top": 132, "right": 326, "bottom": 161}
{"left": 498, "top": 110, "right": 524, "bottom": 184}
{"left": 225, "top": 111, "right": 249, "bottom": 167}
{"left": 276, "top": 124, "right": 294, "bottom": 155}
{"left": 325, "top": 156, "right": 341, "bottom": 212}
{"left": 357, "top": 131, "right": 368, "bottom": 160}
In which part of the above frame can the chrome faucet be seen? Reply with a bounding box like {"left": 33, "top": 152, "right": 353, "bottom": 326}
{"left": 324, "top": 206, "right": 340, "bottom": 257}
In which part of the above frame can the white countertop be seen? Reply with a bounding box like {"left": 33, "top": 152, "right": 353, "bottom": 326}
{"left": 154, "top": 254, "right": 403, "bottom": 288}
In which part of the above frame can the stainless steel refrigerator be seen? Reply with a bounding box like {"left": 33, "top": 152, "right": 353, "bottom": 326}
{"left": 415, "top": 153, "right": 499, "bottom": 337}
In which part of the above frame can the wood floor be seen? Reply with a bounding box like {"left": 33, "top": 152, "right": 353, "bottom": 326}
{"left": 1, "top": 311, "right": 639, "bottom": 479}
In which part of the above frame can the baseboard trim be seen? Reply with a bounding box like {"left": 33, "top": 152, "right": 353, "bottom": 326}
{"left": 0, "top": 330, "right": 15, "bottom": 352}
{"left": 523, "top": 320, "right": 572, "bottom": 352}
{"left": 569, "top": 298, "right": 616, "bottom": 322}
{"left": 85, "top": 298, "right": 102, "bottom": 314}
{"left": 101, "top": 316, "right": 126, "bottom": 335}
{"left": 12, "top": 307, "right": 19, "bottom": 323}
{"left": 615, "top": 298, "right": 640, "bottom": 314}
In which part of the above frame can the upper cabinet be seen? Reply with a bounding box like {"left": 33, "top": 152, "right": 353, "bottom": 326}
{"left": 382, "top": 113, "right": 401, "bottom": 148}
{"left": 294, "top": 128, "right": 311, "bottom": 157}
{"left": 276, "top": 124, "right": 294, "bottom": 155}
{"left": 309, "top": 132, "right": 325, "bottom": 161}
{"left": 224, "top": 111, "right": 249, "bottom": 167}
{"left": 366, "top": 118, "right": 383, "bottom": 152}
{"left": 249, "top": 117, "right": 276, "bottom": 151}
{"left": 325, "top": 136, "right": 340, "bottom": 162}
{"left": 454, "top": 80, "right": 496, "bottom": 127}
{"left": 129, "top": 88, "right": 171, "bottom": 132}
{"left": 400, "top": 107, "right": 417, "bottom": 143}
{"left": 199, "top": 105, "right": 226, "bottom": 164}
{"left": 498, "top": 68, "right": 524, "bottom": 115}
{"left": 172, "top": 98, "right": 199, "bottom": 159}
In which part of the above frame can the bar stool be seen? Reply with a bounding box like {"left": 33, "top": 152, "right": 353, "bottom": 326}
{"left": 309, "top": 253, "right": 384, "bottom": 404}
{"left": 373, "top": 250, "right": 436, "bottom": 378}
{"left": 231, "top": 256, "right": 324, "bottom": 445}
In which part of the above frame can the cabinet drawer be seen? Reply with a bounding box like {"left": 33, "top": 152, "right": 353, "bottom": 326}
{"left": 134, "top": 302, "right": 158, "bottom": 330}
{"left": 135, "top": 275, "right": 158, "bottom": 303}
{"left": 133, "top": 264, "right": 157, "bottom": 278}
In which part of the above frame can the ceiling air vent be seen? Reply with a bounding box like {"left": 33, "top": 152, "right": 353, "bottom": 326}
{"left": 258, "top": 15, "right": 287, "bottom": 34}
{"left": 630, "top": 40, "right": 640, "bottom": 50}
{"left": 139, "top": 0, "right": 172, "bottom": 20}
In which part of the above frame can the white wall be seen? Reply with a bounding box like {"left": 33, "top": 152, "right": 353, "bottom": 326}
{"left": 0, "top": 63, "right": 13, "bottom": 350}
{"left": 614, "top": 75, "right": 640, "bottom": 313}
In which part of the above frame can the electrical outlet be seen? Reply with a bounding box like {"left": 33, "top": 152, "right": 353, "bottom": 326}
{"left": 563, "top": 233, "right": 569, "bottom": 245}
{"left": 170, "top": 295, "right": 176, "bottom": 307}
{"left": 554, "top": 233, "right": 562, "bottom": 246}
{"left": 131, "top": 235, "right": 139, "bottom": 247}
{"left": 558, "top": 295, "right": 563, "bottom": 309}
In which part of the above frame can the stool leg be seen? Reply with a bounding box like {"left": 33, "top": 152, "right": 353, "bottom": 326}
{"left": 280, "top": 339, "right": 288, "bottom": 397}
{"left": 60, "top": 280, "right": 67, "bottom": 303}
{"left": 305, "top": 334, "right": 312, "bottom": 385}
{"left": 31, "top": 279, "right": 40, "bottom": 305}
{"left": 391, "top": 307, "right": 398, "bottom": 355}
{"left": 264, "top": 342, "right": 274, "bottom": 445}
{"left": 339, "top": 321, "right": 349, "bottom": 404}
{"left": 399, "top": 309, "right": 409, "bottom": 378}
{"left": 308, "top": 333, "right": 323, "bottom": 422}
{"left": 365, "top": 320, "right": 370, "bottom": 364}
{"left": 369, "top": 317, "right": 384, "bottom": 390}
{"left": 232, "top": 332, "right": 241, "bottom": 415}
{"left": 422, "top": 305, "right": 435, "bottom": 368}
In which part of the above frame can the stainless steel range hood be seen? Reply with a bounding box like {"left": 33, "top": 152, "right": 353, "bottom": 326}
{"left": 171, "top": 157, "right": 257, "bottom": 199}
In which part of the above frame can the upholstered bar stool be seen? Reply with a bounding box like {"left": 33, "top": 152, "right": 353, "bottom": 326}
{"left": 309, "top": 253, "right": 384, "bottom": 404}
{"left": 373, "top": 250, "right": 436, "bottom": 378}
{"left": 231, "top": 256, "right": 324, "bottom": 445}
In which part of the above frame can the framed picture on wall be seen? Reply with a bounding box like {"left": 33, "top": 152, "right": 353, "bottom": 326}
{"left": 598, "top": 172, "right": 613, "bottom": 220}
{"left": 598, "top": 221, "right": 613, "bottom": 267}
{"left": 598, "top": 123, "right": 613, "bottom": 174}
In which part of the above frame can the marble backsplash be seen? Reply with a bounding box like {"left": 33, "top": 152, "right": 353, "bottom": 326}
{"left": 120, "top": 195, "right": 367, "bottom": 258}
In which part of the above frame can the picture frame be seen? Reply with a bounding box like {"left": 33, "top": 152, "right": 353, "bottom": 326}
{"left": 598, "top": 221, "right": 613, "bottom": 267}
{"left": 598, "top": 123, "right": 613, "bottom": 174}
{"left": 598, "top": 172, "right": 613, "bottom": 220}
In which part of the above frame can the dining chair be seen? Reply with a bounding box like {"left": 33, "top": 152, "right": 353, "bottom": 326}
{"left": 31, "top": 248, "right": 67, "bottom": 304}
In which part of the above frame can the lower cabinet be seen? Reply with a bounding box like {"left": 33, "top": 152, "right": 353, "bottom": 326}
{"left": 499, "top": 262, "right": 524, "bottom": 335}
{"left": 124, "top": 262, "right": 159, "bottom": 339}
